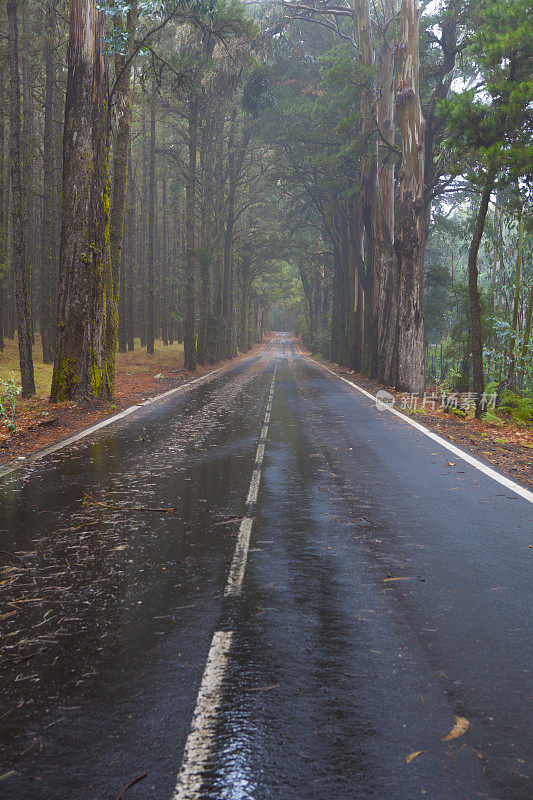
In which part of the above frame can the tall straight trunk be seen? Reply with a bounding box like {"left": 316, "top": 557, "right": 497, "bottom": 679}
{"left": 197, "top": 120, "right": 211, "bottom": 366}
{"left": 52, "top": 75, "right": 62, "bottom": 333}
{"left": 139, "top": 100, "right": 148, "bottom": 346}
{"left": 222, "top": 110, "right": 237, "bottom": 361}
{"left": 146, "top": 76, "right": 156, "bottom": 355}
{"left": 161, "top": 177, "right": 169, "bottom": 347}
{"left": 118, "top": 216, "right": 127, "bottom": 355}
{"left": 7, "top": 0, "right": 35, "bottom": 396}
{"left": 376, "top": 0, "right": 399, "bottom": 385}
{"left": 239, "top": 251, "right": 251, "bottom": 352}
{"left": 518, "top": 279, "right": 533, "bottom": 384}
{"left": 50, "top": 0, "right": 110, "bottom": 402}
{"left": 184, "top": 94, "right": 198, "bottom": 371}
{"left": 354, "top": 0, "right": 377, "bottom": 375}
{"left": 211, "top": 111, "right": 225, "bottom": 361}
{"left": 506, "top": 186, "right": 523, "bottom": 388}
{"left": 126, "top": 151, "right": 135, "bottom": 351}
{"left": 0, "top": 70, "right": 6, "bottom": 352}
{"left": 40, "top": 0, "right": 56, "bottom": 363}
{"left": 223, "top": 115, "right": 252, "bottom": 360}
{"left": 21, "top": 0, "right": 35, "bottom": 342}
{"left": 118, "top": 141, "right": 133, "bottom": 354}
{"left": 107, "top": 3, "right": 138, "bottom": 377}
{"left": 395, "top": 0, "right": 426, "bottom": 393}
{"left": 468, "top": 165, "right": 496, "bottom": 417}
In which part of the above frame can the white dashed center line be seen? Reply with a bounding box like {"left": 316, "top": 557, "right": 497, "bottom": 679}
{"left": 171, "top": 358, "right": 278, "bottom": 799}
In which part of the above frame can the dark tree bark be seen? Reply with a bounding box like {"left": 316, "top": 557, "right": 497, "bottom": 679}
{"left": 40, "top": 0, "right": 56, "bottom": 364}
{"left": 468, "top": 166, "right": 496, "bottom": 417}
{"left": 7, "top": 0, "right": 35, "bottom": 396}
{"left": 146, "top": 75, "right": 156, "bottom": 355}
{"left": 108, "top": 3, "right": 138, "bottom": 371}
{"left": 139, "top": 99, "right": 148, "bottom": 346}
{"left": 0, "top": 69, "right": 7, "bottom": 352}
{"left": 161, "top": 177, "right": 169, "bottom": 347}
{"left": 238, "top": 247, "right": 252, "bottom": 352}
{"left": 21, "top": 0, "right": 35, "bottom": 342}
{"left": 50, "top": 0, "right": 110, "bottom": 402}
{"left": 223, "top": 114, "right": 252, "bottom": 360}
{"left": 126, "top": 150, "right": 135, "bottom": 351}
{"left": 184, "top": 94, "right": 198, "bottom": 371}
{"left": 119, "top": 142, "right": 134, "bottom": 353}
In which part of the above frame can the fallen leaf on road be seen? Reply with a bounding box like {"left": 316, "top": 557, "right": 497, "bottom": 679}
{"left": 405, "top": 750, "right": 424, "bottom": 764}
{"left": 442, "top": 715, "right": 469, "bottom": 741}
{"left": 447, "top": 462, "right": 456, "bottom": 466}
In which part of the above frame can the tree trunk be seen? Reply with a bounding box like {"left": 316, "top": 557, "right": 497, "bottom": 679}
{"left": 21, "top": 0, "right": 35, "bottom": 343}
{"left": 468, "top": 166, "right": 496, "bottom": 417}
{"left": 239, "top": 250, "right": 252, "bottom": 352}
{"left": 161, "top": 177, "right": 169, "bottom": 347}
{"left": 518, "top": 278, "right": 533, "bottom": 385}
{"left": 146, "top": 75, "right": 156, "bottom": 355}
{"left": 40, "top": 0, "right": 56, "bottom": 364}
{"left": 395, "top": 0, "right": 426, "bottom": 393}
{"left": 506, "top": 186, "right": 523, "bottom": 388}
{"left": 50, "top": 0, "right": 110, "bottom": 402}
{"left": 108, "top": 3, "right": 138, "bottom": 370}
{"left": 184, "top": 94, "right": 198, "bottom": 371}
{"left": 139, "top": 99, "right": 148, "bottom": 347}
{"left": 376, "top": 0, "right": 399, "bottom": 385}
{"left": 0, "top": 69, "right": 7, "bottom": 352}
{"left": 7, "top": 0, "right": 35, "bottom": 396}
{"left": 126, "top": 150, "right": 135, "bottom": 351}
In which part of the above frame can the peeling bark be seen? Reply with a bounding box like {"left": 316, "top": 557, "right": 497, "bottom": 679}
{"left": 395, "top": 0, "right": 426, "bottom": 393}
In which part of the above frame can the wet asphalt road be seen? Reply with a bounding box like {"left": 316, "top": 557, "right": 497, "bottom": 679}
{"left": 0, "top": 335, "right": 531, "bottom": 800}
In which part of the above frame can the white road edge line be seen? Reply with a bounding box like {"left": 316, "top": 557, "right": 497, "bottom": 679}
{"left": 172, "top": 357, "right": 278, "bottom": 798}
{"left": 299, "top": 350, "right": 533, "bottom": 504}
{"left": 171, "top": 630, "right": 233, "bottom": 800}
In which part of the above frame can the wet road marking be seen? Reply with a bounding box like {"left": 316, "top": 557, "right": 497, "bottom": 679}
{"left": 171, "top": 630, "right": 233, "bottom": 800}
{"left": 301, "top": 352, "right": 533, "bottom": 504}
{"left": 246, "top": 468, "right": 263, "bottom": 505}
{"left": 173, "top": 358, "right": 279, "bottom": 796}
{"left": 255, "top": 443, "right": 266, "bottom": 465}
{"left": 225, "top": 517, "right": 253, "bottom": 596}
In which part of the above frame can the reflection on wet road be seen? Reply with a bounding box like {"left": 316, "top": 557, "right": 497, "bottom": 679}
{"left": 0, "top": 335, "right": 531, "bottom": 800}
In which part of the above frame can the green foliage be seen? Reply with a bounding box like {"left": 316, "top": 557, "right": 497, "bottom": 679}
{"left": 497, "top": 390, "right": 533, "bottom": 425}
{"left": 439, "top": 0, "right": 533, "bottom": 183}
{"left": 0, "top": 374, "right": 22, "bottom": 433}
{"left": 481, "top": 409, "right": 504, "bottom": 425}
{"left": 313, "top": 328, "right": 331, "bottom": 360}
{"left": 242, "top": 67, "right": 275, "bottom": 116}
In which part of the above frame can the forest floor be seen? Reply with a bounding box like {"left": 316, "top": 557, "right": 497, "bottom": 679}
{"left": 0, "top": 335, "right": 264, "bottom": 468}
{"left": 298, "top": 343, "right": 533, "bottom": 489}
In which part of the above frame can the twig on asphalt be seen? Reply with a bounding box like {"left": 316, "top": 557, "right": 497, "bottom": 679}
{"left": 115, "top": 772, "right": 148, "bottom": 800}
